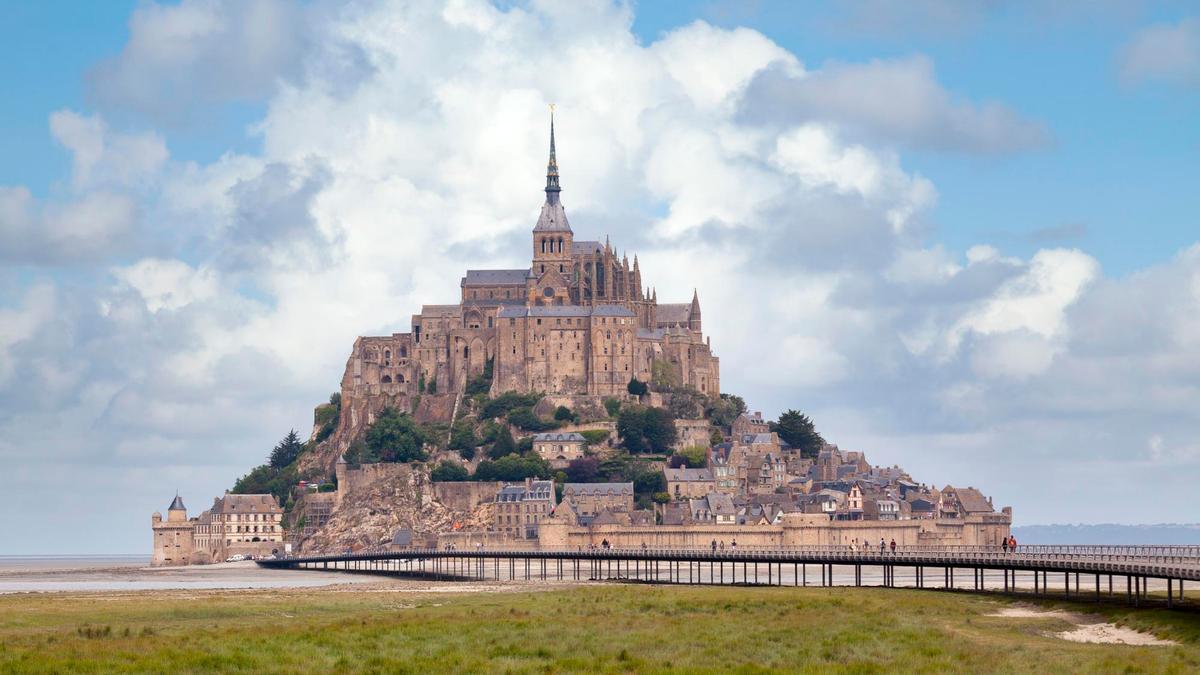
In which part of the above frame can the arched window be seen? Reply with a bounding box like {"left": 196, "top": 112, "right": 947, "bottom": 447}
{"left": 541, "top": 239, "right": 546, "bottom": 253}
{"left": 381, "top": 374, "right": 392, "bottom": 384}
{"left": 399, "top": 347, "right": 407, "bottom": 358}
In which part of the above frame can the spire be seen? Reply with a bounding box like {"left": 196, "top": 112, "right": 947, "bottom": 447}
{"left": 545, "top": 105, "right": 561, "bottom": 205}
{"left": 691, "top": 288, "right": 701, "bottom": 314}
{"left": 633, "top": 254, "right": 639, "bottom": 272}
{"left": 168, "top": 493, "right": 186, "bottom": 511}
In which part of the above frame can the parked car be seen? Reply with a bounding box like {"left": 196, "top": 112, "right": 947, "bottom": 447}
{"left": 225, "top": 554, "right": 247, "bottom": 563}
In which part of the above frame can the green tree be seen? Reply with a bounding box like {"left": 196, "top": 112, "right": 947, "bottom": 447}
{"left": 642, "top": 407, "right": 678, "bottom": 454}
{"left": 603, "top": 397, "right": 622, "bottom": 417}
{"left": 616, "top": 406, "right": 647, "bottom": 453}
{"left": 269, "top": 429, "right": 305, "bottom": 468}
{"left": 448, "top": 418, "right": 478, "bottom": 459}
{"left": 674, "top": 445, "right": 708, "bottom": 468}
{"left": 704, "top": 392, "right": 746, "bottom": 428}
{"left": 666, "top": 388, "right": 705, "bottom": 420}
{"left": 627, "top": 377, "right": 648, "bottom": 397}
{"left": 431, "top": 460, "right": 470, "bottom": 482}
{"left": 553, "top": 405, "right": 575, "bottom": 422}
{"left": 364, "top": 407, "right": 429, "bottom": 463}
{"left": 507, "top": 406, "right": 556, "bottom": 432}
{"left": 771, "top": 409, "right": 825, "bottom": 458}
{"left": 489, "top": 426, "right": 517, "bottom": 459}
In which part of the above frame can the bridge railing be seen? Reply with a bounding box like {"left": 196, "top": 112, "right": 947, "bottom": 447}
{"left": 279, "top": 544, "right": 1200, "bottom": 567}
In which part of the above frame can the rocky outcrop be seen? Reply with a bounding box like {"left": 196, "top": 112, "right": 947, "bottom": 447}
{"left": 300, "top": 463, "right": 494, "bottom": 554}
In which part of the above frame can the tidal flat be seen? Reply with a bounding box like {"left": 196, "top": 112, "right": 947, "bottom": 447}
{"left": 1, "top": 583, "right": 1198, "bottom": 673}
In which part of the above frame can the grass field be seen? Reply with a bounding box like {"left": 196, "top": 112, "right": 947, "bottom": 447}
{"left": 1, "top": 584, "right": 1198, "bottom": 673}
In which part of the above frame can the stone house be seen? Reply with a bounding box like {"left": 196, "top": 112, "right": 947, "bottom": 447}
{"left": 560, "top": 482, "right": 635, "bottom": 519}
{"left": 731, "top": 411, "right": 769, "bottom": 437}
{"left": 494, "top": 478, "right": 556, "bottom": 539}
{"left": 151, "top": 495, "right": 195, "bottom": 567}
{"left": 533, "top": 431, "right": 587, "bottom": 468}
{"left": 664, "top": 467, "right": 715, "bottom": 501}
{"left": 191, "top": 493, "right": 284, "bottom": 563}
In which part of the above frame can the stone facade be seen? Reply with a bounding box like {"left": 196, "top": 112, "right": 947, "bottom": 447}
{"left": 560, "top": 482, "right": 635, "bottom": 520}
{"left": 533, "top": 432, "right": 587, "bottom": 468}
{"left": 335, "top": 117, "right": 719, "bottom": 427}
{"left": 494, "top": 478, "right": 556, "bottom": 539}
{"left": 150, "top": 495, "right": 195, "bottom": 567}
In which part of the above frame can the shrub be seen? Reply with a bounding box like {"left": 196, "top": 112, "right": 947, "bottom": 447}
{"left": 507, "top": 406, "right": 557, "bottom": 432}
{"left": 579, "top": 429, "right": 611, "bottom": 446}
{"left": 553, "top": 405, "right": 575, "bottom": 422}
{"left": 431, "top": 460, "right": 470, "bottom": 482}
{"left": 364, "top": 407, "right": 429, "bottom": 463}
{"left": 603, "top": 397, "right": 621, "bottom": 417}
{"left": 480, "top": 391, "right": 543, "bottom": 420}
{"left": 627, "top": 377, "right": 648, "bottom": 397}
{"left": 617, "top": 405, "right": 677, "bottom": 454}
{"left": 489, "top": 426, "right": 517, "bottom": 459}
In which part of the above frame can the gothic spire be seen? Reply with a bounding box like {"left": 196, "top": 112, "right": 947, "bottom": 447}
{"left": 545, "top": 105, "right": 561, "bottom": 205}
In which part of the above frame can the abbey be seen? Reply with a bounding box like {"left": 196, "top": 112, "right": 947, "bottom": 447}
{"left": 341, "top": 116, "right": 719, "bottom": 407}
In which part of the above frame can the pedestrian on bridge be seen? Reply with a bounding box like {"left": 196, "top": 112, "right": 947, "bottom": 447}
{"left": 879, "top": 538, "right": 886, "bottom": 554}
{"left": 711, "top": 539, "right": 717, "bottom": 553}
{"left": 1008, "top": 535, "right": 1017, "bottom": 553}
{"left": 889, "top": 538, "right": 896, "bottom": 554}
{"left": 1002, "top": 537, "right": 1009, "bottom": 554}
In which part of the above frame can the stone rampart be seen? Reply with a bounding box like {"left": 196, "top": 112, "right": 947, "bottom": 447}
{"left": 434, "top": 481, "right": 505, "bottom": 512}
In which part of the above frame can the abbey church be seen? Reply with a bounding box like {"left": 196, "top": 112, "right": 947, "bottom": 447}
{"left": 340, "top": 116, "right": 720, "bottom": 409}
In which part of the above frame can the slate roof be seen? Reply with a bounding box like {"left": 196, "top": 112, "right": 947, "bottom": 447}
{"left": 657, "top": 303, "right": 691, "bottom": 324}
{"left": 563, "top": 482, "right": 634, "bottom": 497}
{"left": 533, "top": 432, "right": 586, "bottom": 442}
{"left": 168, "top": 494, "right": 186, "bottom": 511}
{"left": 496, "top": 304, "right": 635, "bottom": 319}
{"left": 706, "top": 492, "right": 736, "bottom": 517}
{"left": 637, "top": 328, "right": 666, "bottom": 340}
{"left": 573, "top": 240, "right": 603, "bottom": 254}
{"left": 212, "top": 494, "right": 281, "bottom": 513}
{"left": 664, "top": 467, "right": 714, "bottom": 482}
{"left": 533, "top": 200, "right": 572, "bottom": 232}
{"left": 462, "top": 269, "right": 530, "bottom": 286}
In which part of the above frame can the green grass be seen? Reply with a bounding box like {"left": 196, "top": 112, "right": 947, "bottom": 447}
{"left": 0, "top": 585, "right": 1198, "bottom": 673}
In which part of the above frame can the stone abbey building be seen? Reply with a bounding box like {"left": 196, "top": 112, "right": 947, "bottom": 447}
{"left": 340, "top": 116, "right": 719, "bottom": 414}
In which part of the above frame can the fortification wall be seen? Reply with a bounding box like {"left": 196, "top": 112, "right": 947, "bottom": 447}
{"left": 537, "top": 513, "right": 1010, "bottom": 549}
{"left": 434, "top": 481, "right": 505, "bottom": 512}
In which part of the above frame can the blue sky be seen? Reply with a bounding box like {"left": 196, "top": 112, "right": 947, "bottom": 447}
{"left": 2, "top": 1, "right": 1199, "bottom": 553}
{"left": 7, "top": 1, "right": 1196, "bottom": 274}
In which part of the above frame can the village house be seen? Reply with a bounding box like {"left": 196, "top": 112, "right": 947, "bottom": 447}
{"left": 494, "top": 478, "right": 556, "bottom": 539}
{"left": 560, "top": 482, "right": 635, "bottom": 521}
{"left": 664, "top": 467, "right": 715, "bottom": 501}
{"left": 532, "top": 431, "right": 587, "bottom": 468}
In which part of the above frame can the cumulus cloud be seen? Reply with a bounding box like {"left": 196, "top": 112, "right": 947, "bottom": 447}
{"left": 741, "top": 56, "right": 1051, "bottom": 153}
{"left": 2, "top": 1, "right": 1198, "bottom": 552}
{"left": 86, "top": 0, "right": 323, "bottom": 120}
{"left": 1118, "top": 17, "right": 1200, "bottom": 88}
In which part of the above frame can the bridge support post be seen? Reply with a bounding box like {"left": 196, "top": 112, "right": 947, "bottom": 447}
{"left": 1168, "top": 579, "right": 1173, "bottom": 608}
{"left": 1065, "top": 572, "right": 1070, "bottom": 598}
{"left": 1095, "top": 574, "right": 1100, "bottom": 602}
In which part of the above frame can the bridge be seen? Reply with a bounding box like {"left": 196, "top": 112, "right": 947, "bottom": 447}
{"left": 258, "top": 544, "right": 1200, "bottom": 609}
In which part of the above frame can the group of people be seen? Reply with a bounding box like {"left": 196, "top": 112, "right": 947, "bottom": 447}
{"left": 1001, "top": 535, "right": 1018, "bottom": 553}
{"left": 710, "top": 539, "right": 737, "bottom": 552}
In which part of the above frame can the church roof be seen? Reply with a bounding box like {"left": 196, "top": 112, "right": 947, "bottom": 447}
{"left": 168, "top": 494, "right": 186, "bottom": 511}
{"left": 497, "top": 304, "right": 635, "bottom": 319}
{"left": 462, "top": 269, "right": 530, "bottom": 286}
{"left": 533, "top": 200, "right": 571, "bottom": 232}
{"left": 657, "top": 303, "right": 691, "bottom": 324}
{"left": 572, "top": 240, "right": 603, "bottom": 254}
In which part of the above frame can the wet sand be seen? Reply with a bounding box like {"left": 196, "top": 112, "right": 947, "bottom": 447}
{"left": 987, "top": 606, "right": 1177, "bottom": 646}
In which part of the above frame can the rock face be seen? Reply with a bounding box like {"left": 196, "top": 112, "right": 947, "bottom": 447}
{"left": 300, "top": 462, "right": 495, "bottom": 554}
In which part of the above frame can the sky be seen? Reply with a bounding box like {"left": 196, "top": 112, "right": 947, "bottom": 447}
{"left": 1, "top": 0, "right": 1198, "bottom": 554}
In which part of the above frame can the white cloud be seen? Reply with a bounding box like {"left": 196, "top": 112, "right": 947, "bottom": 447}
{"left": 87, "top": 0, "right": 316, "bottom": 120}
{"left": 50, "top": 110, "right": 167, "bottom": 190}
{"left": 742, "top": 55, "right": 1050, "bottom": 154}
{"left": 1118, "top": 18, "right": 1200, "bottom": 88}
{"left": 3, "top": 1, "right": 1200, "bottom": 552}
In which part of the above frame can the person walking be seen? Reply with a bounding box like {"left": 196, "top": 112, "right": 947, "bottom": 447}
{"left": 711, "top": 539, "right": 717, "bottom": 553}
{"left": 731, "top": 539, "right": 737, "bottom": 550}
{"left": 1002, "top": 537, "right": 1009, "bottom": 554}
{"left": 1008, "top": 535, "right": 1017, "bottom": 553}
{"left": 879, "top": 538, "right": 886, "bottom": 555}
{"left": 889, "top": 538, "right": 896, "bottom": 554}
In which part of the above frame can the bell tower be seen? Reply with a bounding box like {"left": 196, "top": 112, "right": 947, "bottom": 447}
{"left": 531, "top": 107, "right": 573, "bottom": 302}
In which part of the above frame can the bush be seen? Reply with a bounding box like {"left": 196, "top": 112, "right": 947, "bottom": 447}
{"left": 507, "top": 406, "right": 557, "bottom": 432}
{"left": 480, "top": 391, "right": 543, "bottom": 420}
{"left": 431, "top": 460, "right": 470, "bottom": 482}
{"left": 667, "top": 388, "right": 705, "bottom": 420}
{"left": 675, "top": 445, "right": 708, "bottom": 468}
{"left": 627, "top": 377, "right": 649, "bottom": 397}
{"left": 580, "top": 429, "right": 611, "bottom": 446}
{"left": 465, "top": 358, "right": 494, "bottom": 397}
{"left": 617, "top": 405, "right": 677, "bottom": 454}
{"left": 565, "top": 457, "right": 601, "bottom": 483}
{"left": 318, "top": 483, "right": 337, "bottom": 493}
{"left": 704, "top": 392, "right": 746, "bottom": 428}
{"left": 553, "top": 405, "right": 575, "bottom": 422}
{"left": 448, "top": 419, "right": 478, "bottom": 458}
{"left": 364, "top": 407, "right": 429, "bottom": 463}
{"left": 603, "top": 397, "right": 621, "bottom": 417}
{"left": 489, "top": 426, "right": 517, "bottom": 459}
{"left": 473, "top": 454, "right": 550, "bottom": 482}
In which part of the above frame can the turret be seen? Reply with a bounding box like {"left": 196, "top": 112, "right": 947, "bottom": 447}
{"left": 167, "top": 493, "right": 188, "bottom": 522}
{"left": 689, "top": 288, "right": 702, "bottom": 332}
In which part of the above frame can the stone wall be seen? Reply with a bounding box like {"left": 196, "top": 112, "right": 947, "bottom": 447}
{"left": 537, "top": 513, "right": 1010, "bottom": 549}
{"left": 433, "top": 481, "right": 505, "bottom": 512}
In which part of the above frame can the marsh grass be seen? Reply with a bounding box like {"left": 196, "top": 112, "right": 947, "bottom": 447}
{"left": 0, "top": 586, "right": 1197, "bottom": 673}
